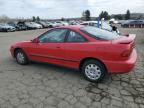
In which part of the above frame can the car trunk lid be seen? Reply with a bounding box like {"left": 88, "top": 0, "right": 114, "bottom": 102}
{"left": 112, "top": 34, "right": 136, "bottom": 57}
{"left": 112, "top": 34, "right": 136, "bottom": 44}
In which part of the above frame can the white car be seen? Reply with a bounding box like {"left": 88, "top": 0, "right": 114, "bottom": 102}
{"left": 25, "top": 22, "right": 43, "bottom": 29}
{"left": 69, "top": 21, "right": 79, "bottom": 25}
{"left": 109, "top": 18, "right": 119, "bottom": 24}
{"left": 53, "top": 21, "right": 64, "bottom": 27}
{"left": 60, "top": 21, "right": 69, "bottom": 26}
{"left": 0, "top": 23, "right": 16, "bottom": 32}
{"left": 45, "top": 21, "right": 69, "bottom": 28}
{"left": 45, "top": 22, "right": 57, "bottom": 28}
{"left": 37, "top": 21, "right": 49, "bottom": 28}
{"left": 32, "top": 22, "right": 43, "bottom": 29}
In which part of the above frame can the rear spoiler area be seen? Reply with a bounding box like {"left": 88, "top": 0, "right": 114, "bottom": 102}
{"left": 112, "top": 34, "right": 136, "bottom": 44}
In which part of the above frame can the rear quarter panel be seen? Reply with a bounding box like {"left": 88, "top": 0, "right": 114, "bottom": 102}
{"left": 63, "top": 41, "right": 126, "bottom": 69}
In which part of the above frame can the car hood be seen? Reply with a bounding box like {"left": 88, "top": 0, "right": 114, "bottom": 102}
{"left": 0, "top": 25, "right": 15, "bottom": 29}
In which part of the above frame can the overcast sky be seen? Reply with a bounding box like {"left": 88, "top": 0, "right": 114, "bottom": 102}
{"left": 0, "top": 0, "right": 144, "bottom": 19}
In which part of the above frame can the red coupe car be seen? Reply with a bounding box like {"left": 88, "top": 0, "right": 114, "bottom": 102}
{"left": 10, "top": 26, "right": 137, "bottom": 82}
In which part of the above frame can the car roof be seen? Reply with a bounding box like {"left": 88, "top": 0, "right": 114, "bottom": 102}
{"left": 56, "top": 25, "right": 84, "bottom": 30}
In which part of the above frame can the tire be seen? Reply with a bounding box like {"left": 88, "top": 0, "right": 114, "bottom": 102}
{"left": 15, "top": 49, "right": 29, "bottom": 65}
{"left": 81, "top": 59, "right": 107, "bottom": 82}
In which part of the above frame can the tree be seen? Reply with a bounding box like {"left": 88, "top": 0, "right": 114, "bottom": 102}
{"left": 99, "top": 11, "right": 104, "bottom": 20}
{"left": 0, "top": 15, "right": 10, "bottom": 22}
{"left": 61, "top": 17, "right": 65, "bottom": 21}
{"left": 82, "top": 11, "right": 86, "bottom": 20}
{"left": 113, "top": 14, "right": 123, "bottom": 20}
{"left": 32, "top": 16, "right": 36, "bottom": 22}
{"left": 103, "top": 11, "right": 110, "bottom": 20}
{"left": 36, "top": 16, "right": 40, "bottom": 22}
{"left": 85, "top": 10, "right": 91, "bottom": 21}
{"left": 138, "top": 15, "right": 142, "bottom": 20}
{"left": 99, "top": 11, "right": 110, "bottom": 20}
{"left": 125, "top": 10, "right": 130, "bottom": 20}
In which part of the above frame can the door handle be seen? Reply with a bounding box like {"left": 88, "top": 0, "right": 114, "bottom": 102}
{"left": 56, "top": 46, "right": 60, "bottom": 48}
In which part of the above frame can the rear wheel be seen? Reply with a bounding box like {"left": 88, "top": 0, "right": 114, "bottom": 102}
{"left": 15, "top": 49, "right": 29, "bottom": 65}
{"left": 81, "top": 59, "right": 107, "bottom": 82}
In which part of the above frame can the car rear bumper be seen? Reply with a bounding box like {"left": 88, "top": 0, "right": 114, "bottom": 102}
{"left": 105, "top": 48, "right": 137, "bottom": 74}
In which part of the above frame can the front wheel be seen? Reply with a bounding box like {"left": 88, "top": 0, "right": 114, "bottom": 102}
{"left": 81, "top": 60, "right": 107, "bottom": 82}
{"left": 15, "top": 49, "right": 29, "bottom": 65}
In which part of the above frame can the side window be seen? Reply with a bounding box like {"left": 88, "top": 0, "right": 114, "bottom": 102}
{"left": 39, "top": 29, "right": 67, "bottom": 43}
{"left": 67, "top": 31, "right": 86, "bottom": 42}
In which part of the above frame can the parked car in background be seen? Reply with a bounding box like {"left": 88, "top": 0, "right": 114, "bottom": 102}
{"left": 53, "top": 21, "right": 64, "bottom": 27}
{"left": 121, "top": 20, "right": 144, "bottom": 28}
{"left": 60, "top": 21, "right": 69, "bottom": 26}
{"left": 45, "top": 21, "right": 63, "bottom": 28}
{"left": 45, "top": 21, "right": 57, "bottom": 28}
{"left": 118, "top": 20, "right": 126, "bottom": 25}
{"left": 32, "top": 22, "right": 43, "bottom": 29}
{"left": 24, "top": 22, "right": 36, "bottom": 30}
{"left": 25, "top": 22, "right": 43, "bottom": 30}
{"left": 10, "top": 26, "right": 137, "bottom": 82}
{"left": 16, "top": 21, "right": 28, "bottom": 31}
{"left": 7, "top": 22, "right": 19, "bottom": 30}
{"left": 109, "top": 18, "right": 119, "bottom": 24}
{"left": 69, "top": 21, "right": 79, "bottom": 25}
{"left": 36, "top": 21, "right": 49, "bottom": 28}
{"left": 0, "top": 23, "right": 16, "bottom": 32}
{"left": 80, "top": 21, "right": 120, "bottom": 34}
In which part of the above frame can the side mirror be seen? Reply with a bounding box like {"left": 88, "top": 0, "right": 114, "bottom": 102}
{"left": 32, "top": 38, "right": 40, "bottom": 43}
{"left": 112, "top": 26, "right": 117, "bottom": 31}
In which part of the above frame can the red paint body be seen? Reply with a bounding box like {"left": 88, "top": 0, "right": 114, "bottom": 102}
{"left": 10, "top": 26, "right": 137, "bottom": 73}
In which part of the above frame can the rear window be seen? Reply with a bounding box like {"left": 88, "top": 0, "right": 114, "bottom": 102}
{"left": 81, "top": 26, "right": 120, "bottom": 40}
{"left": 102, "top": 22, "right": 112, "bottom": 31}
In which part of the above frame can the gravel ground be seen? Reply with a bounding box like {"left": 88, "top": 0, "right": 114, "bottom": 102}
{"left": 0, "top": 28, "right": 144, "bottom": 108}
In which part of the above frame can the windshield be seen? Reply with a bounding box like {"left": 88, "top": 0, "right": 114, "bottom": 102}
{"left": 81, "top": 26, "right": 120, "bottom": 40}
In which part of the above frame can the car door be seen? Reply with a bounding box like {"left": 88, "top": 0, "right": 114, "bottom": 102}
{"left": 28, "top": 28, "right": 68, "bottom": 65}
{"left": 62, "top": 30, "right": 88, "bottom": 69}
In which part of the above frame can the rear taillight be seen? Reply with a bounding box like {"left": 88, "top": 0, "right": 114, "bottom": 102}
{"left": 121, "top": 50, "right": 132, "bottom": 57}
